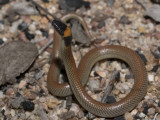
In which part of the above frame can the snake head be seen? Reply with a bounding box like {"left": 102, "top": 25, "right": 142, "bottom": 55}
{"left": 52, "top": 20, "right": 71, "bottom": 38}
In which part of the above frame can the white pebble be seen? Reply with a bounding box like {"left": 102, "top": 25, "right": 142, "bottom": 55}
{"left": 70, "top": 103, "right": 80, "bottom": 115}
{"left": 139, "top": 112, "right": 146, "bottom": 118}
{"left": 29, "top": 24, "right": 36, "bottom": 31}
{"left": 10, "top": 109, "right": 15, "bottom": 117}
{"left": 148, "top": 74, "right": 154, "bottom": 82}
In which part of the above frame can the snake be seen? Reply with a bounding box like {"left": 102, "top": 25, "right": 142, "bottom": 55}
{"left": 47, "top": 13, "right": 148, "bottom": 117}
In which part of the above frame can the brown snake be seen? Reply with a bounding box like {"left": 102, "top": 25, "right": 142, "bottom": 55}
{"left": 47, "top": 13, "right": 148, "bottom": 117}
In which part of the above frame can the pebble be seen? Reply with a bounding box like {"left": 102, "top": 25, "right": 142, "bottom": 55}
{"left": 151, "top": 64, "right": 159, "bottom": 72}
{"left": 11, "top": 97, "right": 25, "bottom": 109}
{"left": 29, "top": 24, "right": 36, "bottom": 32}
{"left": 131, "top": 109, "right": 138, "bottom": 116}
{"left": 119, "top": 15, "right": 131, "bottom": 24}
{"left": 0, "top": 39, "right": 4, "bottom": 45}
{"left": 23, "top": 89, "right": 36, "bottom": 100}
{"left": 148, "top": 108, "right": 155, "bottom": 115}
{"left": 25, "top": 111, "right": 31, "bottom": 118}
{"left": 96, "top": 71, "right": 106, "bottom": 78}
{"left": 18, "top": 22, "right": 28, "bottom": 31}
{"left": 35, "top": 30, "right": 42, "bottom": 35}
{"left": 24, "top": 29, "right": 35, "bottom": 40}
{"left": 46, "top": 98, "right": 60, "bottom": 109}
{"left": 156, "top": 114, "right": 160, "bottom": 120}
{"left": 148, "top": 74, "right": 154, "bottom": 82}
{"left": 155, "top": 32, "right": 160, "bottom": 39}
{"left": 40, "top": 28, "right": 49, "bottom": 38}
{"left": 10, "top": 109, "right": 15, "bottom": 117}
{"left": 106, "top": 0, "right": 115, "bottom": 7}
{"left": 5, "top": 88, "right": 14, "bottom": 96}
{"left": 0, "top": 23, "right": 4, "bottom": 32}
{"left": 60, "top": 111, "right": 75, "bottom": 120}
{"left": 139, "top": 112, "right": 146, "bottom": 118}
{"left": 0, "top": 91, "right": 4, "bottom": 99}
{"left": 106, "top": 95, "right": 116, "bottom": 104}
{"left": 97, "top": 21, "right": 105, "bottom": 29}
{"left": 112, "top": 89, "right": 120, "bottom": 95}
{"left": 156, "top": 107, "right": 160, "bottom": 113}
{"left": 88, "top": 78, "right": 100, "bottom": 92}
{"left": 125, "top": 112, "right": 133, "bottom": 120}
{"left": 22, "top": 101, "right": 35, "bottom": 111}
{"left": 18, "top": 80, "right": 27, "bottom": 89}
{"left": 70, "top": 103, "right": 80, "bottom": 116}
{"left": 48, "top": 112, "right": 58, "bottom": 120}
{"left": 138, "top": 26, "right": 147, "bottom": 33}
{"left": 119, "top": 94, "right": 127, "bottom": 99}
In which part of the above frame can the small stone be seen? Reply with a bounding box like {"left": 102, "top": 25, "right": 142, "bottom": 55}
{"left": 29, "top": 24, "right": 36, "bottom": 32}
{"left": 147, "top": 86, "right": 156, "bottom": 92}
{"left": 146, "top": 64, "right": 154, "bottom": 71}
{"left": 148, "top": 108, "right": 155, "bottom": 115}
{"left": 18, "top": 80, "right": 27, "bottom": 89}
{"left": 156, "top": 107, "right": 160, "bottom": 113}
{"left": 151, "top": 64, "right": 159, "bottom": 72}
{"left": 48, "top": 112, "right": 59, "bottom": 120}
{"left": 125, "top": 112, "right": 133, "bottom": 120}
{"left": 131, "top": 109, "right": 138, "bottom": 116}
{"left": 5, "top": 88, "right": 14, "bottom": 96}
{"left": 125, "top": 74, "right": 134, "bottom": 79}
{"left": 40, "top": 29, "right": 49, "bottom": 38}
{"left": 138, "top": 26, "right": 146, "bottom": 33}
{"left": 97, "top": 21, "right": 105, "bottom": 29}
{"left": 143, "top": 104, "right": 149, "bottom": 115}
{"left": 148, "top": 74, "right": 154, "bottom": 82}
{"left": 10, "top": 109, "right": 15, "bottom": 117}
{"left": 112, "top": 89, "right": 120, "bottom": 95}
{"left": 156, "top": 115, "right": 160, "bottom": 120}
{"left": 119, "top": 15, "right": 131, "bottom": 25}
{"left": 0, "top": 91, "right": 4, "bottom": 99}
{"left": 139, "top": 112, "right": 146, "bottom": 118}
{"left": 24, "top": 29, "right": 35, "bottom": 40}
{"left": 60, "top": 111, "right": 75, "bottom": 120}
{"left": 155, "top": 32, "right": 160, "bottom": 39}
{"left": 40, "top": 17, "right": 49, "bottom": 24}
{"left": 22, "top": 101, "right": 34, "bottom": 111}
{"left": 96, "top": 71, "right": 106, "bottom": 78}
{"left": 0, "top": 23, "right": 4, "bottom": 32}
{"left": 106, "top": 95, "right": 116, "bottom": 104}
{"left": 47, "top": 98, "right": 60, "bottom": 109}
{"left": 23, "top": 90, "right": 36, "bottom": 100}
{"left": 106, "top": 0, "right": 115, "bottom": 7}
{"left": 18, "top": 22, "right": 28, "bottom": 31}
{"left": 119, "top": 94, "right": 126, "bottom": 99}
{"left": 0, "top": 39, "right": 4, "bottom": 45}
{"left": 88, "top": 78, "right": 100, "bottom": 92}
{"left": 70, "top": 103, "right": 80, "bottom": 116}
{"left": 11, "top": 97, "right": 25, "bottom": 109}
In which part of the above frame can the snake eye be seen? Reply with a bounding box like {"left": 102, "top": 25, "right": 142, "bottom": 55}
{"left": 52, "top": 20, "right": 67, "bottom": 36}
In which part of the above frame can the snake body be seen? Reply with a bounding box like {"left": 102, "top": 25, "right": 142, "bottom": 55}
{"left": 47, "top": 14, "right": 148, "bottom": 117}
